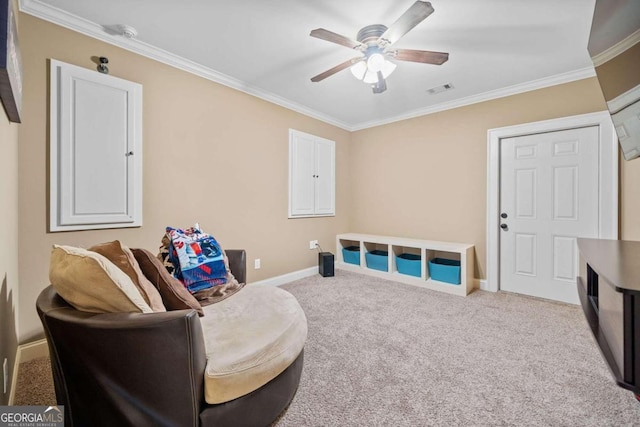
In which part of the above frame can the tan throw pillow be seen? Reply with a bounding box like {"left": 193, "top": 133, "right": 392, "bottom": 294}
{"left": 89, "top": 241, "right": 166, "bottom": 312}
{"left": 131, "top": 248, "right": 204, "bottom": 317}
{"left": 49, "top": 245, "right": 153, "bottom": 314}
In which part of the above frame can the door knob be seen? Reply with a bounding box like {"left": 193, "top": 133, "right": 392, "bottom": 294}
{"left": 501, "top": 213, "right": 508, "bottom": 219}
{"left": 500, "top": 224, "right": 508, "bottom": 230}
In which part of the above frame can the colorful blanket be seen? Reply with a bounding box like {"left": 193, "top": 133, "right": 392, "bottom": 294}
{"left": 165, "top": 226, "right": 228, "bottom": 293}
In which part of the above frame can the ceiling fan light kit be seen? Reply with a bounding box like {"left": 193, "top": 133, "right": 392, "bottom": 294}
{"left": 350, "top": 57, "right": 397, "bottom": 84}
{"left": 310, "top": 1, "right": 449, "bottom": 94}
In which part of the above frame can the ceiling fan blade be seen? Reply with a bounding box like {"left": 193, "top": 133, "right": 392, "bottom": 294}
{"left": 372, "top": 71, "right": 387, "bottom": 94}
{"left": 310, "top": 28, "right": 365, "bottom": 50}
{"left": 388, "top": 48, "right": 449, "bottom": 65}
{"left": 311, "top": 57, "right": 362, "bottom": 82}
{"left": 379, "top": 1, "right": 434, "bottom": 47}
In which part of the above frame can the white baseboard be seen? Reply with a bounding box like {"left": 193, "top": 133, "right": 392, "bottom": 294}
{"left": 251, "top": 267, "right": 317, "bottom": 287}
{"left": 254, "top": 267, "right": 488, "bottom": 292}
{"left": 477, "top": 279, "right": 490, "bottom": 291}
{"left": 8, "top": 339, "right": 48, "bottom": 405}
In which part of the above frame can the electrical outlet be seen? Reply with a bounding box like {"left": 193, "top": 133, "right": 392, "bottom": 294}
{"left": 309, "top": 240, "right": 318, "bottom": 250}
{"left": 3, "top": 358, "right": 7, "bottom": 394}
{"left": 254, "top": 259, "right": 261, "bottom": 269}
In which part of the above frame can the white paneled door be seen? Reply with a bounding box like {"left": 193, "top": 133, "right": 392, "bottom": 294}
{"left": 314, "top": 138, "right": 335, "bottom": 215}
{"left": 499, "top": 126, "right": 600, "bottom": 304}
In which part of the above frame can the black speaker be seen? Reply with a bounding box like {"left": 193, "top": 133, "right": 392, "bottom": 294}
{"left": 318, "top": 252, "right": 334, "bottom": 277}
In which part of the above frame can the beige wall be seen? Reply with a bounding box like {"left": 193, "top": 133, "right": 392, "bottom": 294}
{"left": 350, "top": 78, "right": 607, "bottom": 279}
{"left": 594, "top": 42, "right": 640, "bottom": 240}
{"left": 0, "top": 0, "right": 21, "bottom": 404}
{"left": 0, "top": 5, "right": 20, "bottom": 405}
{"left": 594, "top": 42, "right": 640, "bottom": 101}
{"left": 15, "top": 13, "right": 638, "bottom": 344}
{"left": 0, "top": 2, "right": 20, "bottom": 405}
{"left": 0, "top": 112, "right": 19, "bottom": 405}
{"left": 622, "top": 156, "right": 640, "bottom": 241}
{"left": 17, "top": 14, "right": 351, "bottom": 342}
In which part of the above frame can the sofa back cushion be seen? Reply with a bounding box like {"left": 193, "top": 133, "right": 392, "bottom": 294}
{"left": 49, "top": 245, "right": 153, "bottom": 314}
{"left": 89, "top": 241, "right": 166, "bottom": 312}
{"left": 131, "top": 248, "right": 204, "bottom": 316}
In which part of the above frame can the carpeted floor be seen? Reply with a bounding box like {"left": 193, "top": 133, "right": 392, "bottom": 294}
{"left": 276, "top": 271, "right": 640, "bottom": 426}
{"left": 13, "top": 357, "right": 55, "bottom": 406}
{"left": 14, "top": 271, "right": 640, "bottom": 425}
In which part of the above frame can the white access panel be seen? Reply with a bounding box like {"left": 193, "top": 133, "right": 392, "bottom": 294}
{"left": 289, "top": 130, "right": 316, "bottom": 216}
{"left": 314, "top": 138, "right": 335, "bottom": 215}
{"left": 288, "top": 129, "right": 335, "bottom": 218}
{"left": 50, "top": 59, "right": 143, "bottom": 232}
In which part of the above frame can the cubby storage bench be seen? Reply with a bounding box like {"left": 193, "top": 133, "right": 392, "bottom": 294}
{"left": 336, "top": 233, "right": 475, "bottom": 296}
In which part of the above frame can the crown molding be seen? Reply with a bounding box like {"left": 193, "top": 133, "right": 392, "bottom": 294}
{"left": 19, "top": 0, "right": 600, "bottom": 133}
{"left": 591, "top": 29, "right": 640, "bottom": 67}
{"left": 19, "top": 0, "right": 352, "bottom": 131}
{"left": 350, "top": 67, "right": 596, "bottom": 131}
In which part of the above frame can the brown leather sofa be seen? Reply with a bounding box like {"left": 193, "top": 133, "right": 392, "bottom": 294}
{"left": 37, "top": 250, "right": 304, "bottom": 427}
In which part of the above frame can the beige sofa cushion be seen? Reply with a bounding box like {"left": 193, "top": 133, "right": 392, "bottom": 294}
{"left": 49, "top": 245, "right": 153, "bottom": 314}
{"left": 200, "top": 285, "right": 307, "bottom": 404}
{"left": 131, "top": 248, "right": 204, "bottom": 316}
{"left": 89, "top": 241, "right": 166, "bottom": 312}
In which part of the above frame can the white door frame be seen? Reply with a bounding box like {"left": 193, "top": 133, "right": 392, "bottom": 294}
{"left": 486, "top": 111, "right": 618, "bottom": 293}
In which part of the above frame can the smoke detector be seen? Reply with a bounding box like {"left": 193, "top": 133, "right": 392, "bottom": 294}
{"left": 117, "top": 25, "right": 138, "bottom": 39}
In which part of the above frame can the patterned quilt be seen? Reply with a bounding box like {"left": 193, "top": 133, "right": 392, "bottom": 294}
{"left": 165, "top": 226, "right": 228, "bottom": 293}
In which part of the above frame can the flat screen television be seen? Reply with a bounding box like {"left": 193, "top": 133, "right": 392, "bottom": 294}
{"left": 587, "top": 0, "right": 640, "bottom": 161}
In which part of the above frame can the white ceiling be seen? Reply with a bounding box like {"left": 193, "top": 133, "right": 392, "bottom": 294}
{"left": 588, "top": 0, "right": 640, "bottom": 59}
{"left": 20, "top": 0, "right": 616, "bottom": 130}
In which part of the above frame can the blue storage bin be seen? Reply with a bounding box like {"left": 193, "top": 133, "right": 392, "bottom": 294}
{"left": 365, "top": 250, "right": 388, "bottom": 272}
{"left": 342, "top": 246, "right": 360, "bottom": 265}
{"left": 396, "top": 253, "right": 421, "bottom": 277}
{"left": 428, "top": 258, "right": 461, "bottom": 285}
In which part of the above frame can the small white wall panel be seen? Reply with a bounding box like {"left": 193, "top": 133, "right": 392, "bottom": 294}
{"left": 289, "top": 132, "right": 316, "bottom": 216}
{"left": 50, "top": 59, "right": 143, "bottom": 232}
{"left": 314, "top": 138, "right": 335, "bottom": 215}
{"left": 288, "top": 129, "right": 335, "bottom": 218}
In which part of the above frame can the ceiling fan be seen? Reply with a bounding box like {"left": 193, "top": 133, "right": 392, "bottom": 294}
{"left": 310, "top": 0, "right": 449, "bottom": 94}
